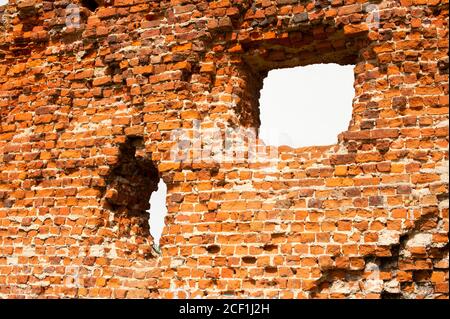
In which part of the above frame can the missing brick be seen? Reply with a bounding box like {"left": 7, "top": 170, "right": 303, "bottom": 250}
{"left": 81, "top": 0, "right": 100, "bottom": 12}
{"left": 206, "top": 245, "right": 220, "bottom": 254}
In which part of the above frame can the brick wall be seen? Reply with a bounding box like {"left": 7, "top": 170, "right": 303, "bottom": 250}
{"left": 0, "top": 0, "right": 448, "bottom": 298}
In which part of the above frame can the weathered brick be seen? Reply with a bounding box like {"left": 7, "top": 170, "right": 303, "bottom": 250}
{"left": 0, "top": 0, "right": 446, "bottom": 301}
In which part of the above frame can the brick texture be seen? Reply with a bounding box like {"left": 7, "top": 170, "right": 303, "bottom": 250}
{"left": 0, "top": 0, "right": 448, "bottom": 298}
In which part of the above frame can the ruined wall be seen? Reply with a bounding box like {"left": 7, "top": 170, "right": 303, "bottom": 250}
{"left": 0, "top": 0, "right": 448, "bottom": 298}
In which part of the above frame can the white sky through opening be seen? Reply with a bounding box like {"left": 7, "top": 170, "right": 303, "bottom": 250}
{"left": 148, "top": 179, "right": 167, "bottom": 247}
{"left": 259, "top": 64, "right": 355, "bottom": 147}
{"left": 0, "top": 0, "right": 7, "bottom": 5}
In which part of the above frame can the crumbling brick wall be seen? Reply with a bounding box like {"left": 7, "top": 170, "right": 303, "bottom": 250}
{"left": 0, "top": 0, "right": 448, "bottom": 298}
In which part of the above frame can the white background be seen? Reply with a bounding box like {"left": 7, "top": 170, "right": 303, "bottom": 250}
{"left": 259, "top": 64, "right": 354, "bottom": 147}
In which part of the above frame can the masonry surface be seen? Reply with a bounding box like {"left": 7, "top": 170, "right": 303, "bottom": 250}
{"left": 0, "top": 0, "right": 448, "bottom": 298}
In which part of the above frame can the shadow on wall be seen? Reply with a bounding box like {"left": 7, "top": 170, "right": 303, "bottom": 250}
{"left": 103, "top": 137, "right": 159, "bottom": 242}
{"left": 101, "top": 136, "right": 168, "bottom": 254}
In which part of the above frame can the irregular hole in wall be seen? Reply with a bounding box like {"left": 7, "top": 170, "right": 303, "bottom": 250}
{"left": 258, "top": 64, "right": 355, "bottom": 148}
{"left": 148, "top": 179, "right": 168, "bottom": 252}
{"left": 229, "top": 23, "right": 369, "bottom": 137}
{"left": 103, "top": 136, "right": 159, "bottom": 249}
